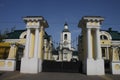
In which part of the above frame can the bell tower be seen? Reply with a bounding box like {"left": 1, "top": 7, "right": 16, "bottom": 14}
{"left": 59, "top": 22, "right": 72, "bottom": 61}
{"left": 60, "top": 22, "right": 71, "bottom": 49}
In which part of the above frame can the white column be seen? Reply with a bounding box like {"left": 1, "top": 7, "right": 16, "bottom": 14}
{"left": 105, "top": 48, "right": 107, "bottom": 59}
{"left": 87, "top": 28, "right": 92, "bottom": 59}
{"left": 38, "top": 31, "right": 40, "bottom": 59}
{"left": 38, "top": 26, "right": 44, "bottom": 59}
{"left": 8, "top": 44, "right": 15, "bottom": 59}
{"left": 59, "top": 51, "right": 63, "bottom": 61}
{"left": 95, "top": 28, "right": 102, "bottom": 59}
{"left": 106, "top": 47, "right": 109, "bottom": 59}
{"left": 24, "top": 28, "right": 31, "bottom": 58}
{"left": 112, "top": 47, "right": 114, "bottom": 61}
{"left": 34, "top": 28, "right": 39, "bottom": 58}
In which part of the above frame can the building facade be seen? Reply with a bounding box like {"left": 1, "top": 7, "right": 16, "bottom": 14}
{"left": 78, "top": 16, "right": 120, "bottom": 75}
{"left": 0, "top": 16, "right": 53, "bottom": 73}
{"left": 52, "top": 22, "right": 78, "bottom": 62}
{"left": 0, "top": 16, "right": 120, "bottom": 75}
{"left": 59, "top": 22, "right": 72, "bottom": 61}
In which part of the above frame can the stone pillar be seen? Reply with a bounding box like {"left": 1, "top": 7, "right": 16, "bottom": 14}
{"left": 34, "top": 28, "right": 39, "bottom": 58}
{"left": 111, "top": 47, "right": 120, "bottom": 74}
{"left": 112, "top": 47, "right": 115, "bottom": 61}
{"left": 59, "top": 51, "right": 63, "bottom": 61}
{"left": 24, "top": 28, "right": 31, "bottom": 58}
{"left": 87, "top": 28, "right": 92, "bottom": 59}
{"left": 38, "top": 26, "right": 44, "bottom": 59}
{"left": 8, "top": 44, "right": 17, "bottom": 59}
{"left": 20, "top": 16, "right": 48, "bottom": 74}
{"left": 48, "top": 49, "right": 52, "bottom": 60}
{"left": 112, "top": 47, "right": 119, "bottom": 61}
{"left": 78, "top": 16, "right": 105, "bottom": 75}
{"left": 95, "top": 28, "right": 102, "bottom": 59}
{"left": 44, "top": 39, "right": 47, "bottom": 60}
{"left": 38, "top": 26, "right": 44, "bottom": 72}
{"left": 3, "top": 43, "right": 17, "bottom": 71}
{"left": 29, "top": 31, "right": 35, "bottom": 58}
{"left": 106, "top": 47, "right": 109, "bottom": 59}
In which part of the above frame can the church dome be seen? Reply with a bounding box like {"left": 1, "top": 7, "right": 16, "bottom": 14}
{"left": 62, "top": 22, "right": 70, "bottom": 32}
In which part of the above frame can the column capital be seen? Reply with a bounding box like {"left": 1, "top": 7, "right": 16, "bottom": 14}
{"left": 40, "top": 26, "right": 44, "bottom": 31}
{"left": 26, "top": 26, "right": 40, "bottom": 29}
{"left": 10, "top": 43, "right": 16, "bottom": 47}
{"left": 95, "top": 28, "right": 100, "bottom": 30}
{"left": 34, "top": 27, "right": 40, "bottom": 31}
{"left": 35, "top": 26, "right": 40, "bottom": 29}
{"left": 87, "top": 28, "right": 91, "bottom": 30}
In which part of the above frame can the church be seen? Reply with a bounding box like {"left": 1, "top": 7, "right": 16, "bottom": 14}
{"left": 52, "top": 22, "right": 78, "bottom": 61}
{"left": 0, "top": 16, "right": 120, "bottom": 75}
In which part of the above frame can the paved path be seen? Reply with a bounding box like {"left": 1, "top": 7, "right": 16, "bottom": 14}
{"left": 0, "top": 71, "right": 120, "bottom": 80}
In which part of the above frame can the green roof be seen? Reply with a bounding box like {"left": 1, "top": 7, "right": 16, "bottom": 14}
{"left": 101, "top": 28, "right": 120, "bottom": 40}
{"left": 107, "top": 31, "right": 120, "bottom": 40}
{"left": 6, "top": 30, "right": 26, "bottom": 39}
{"left": 6, "top": 29, "right": 51, "bottom": 40}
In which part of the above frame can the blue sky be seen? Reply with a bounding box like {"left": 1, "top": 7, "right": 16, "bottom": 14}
{"left": 0, "top": 0, "right": 120, "bottom": 48}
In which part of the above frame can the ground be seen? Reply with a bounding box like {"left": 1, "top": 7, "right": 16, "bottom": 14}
{"left": 0, "top": 71, "right": 120, "bottom": 80}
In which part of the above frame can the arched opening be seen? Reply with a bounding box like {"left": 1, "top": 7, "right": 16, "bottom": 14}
{"left": 19, "top": 31, "right": 27, "bottom": 39}
{"left": 64, "top": 34, "right": 67, "bottom": 40}
{"left": 24, "top": 35, "right": 26, "bottom": 38}
{"left": 100, "top": 35, "right": 108, "bottom": 40}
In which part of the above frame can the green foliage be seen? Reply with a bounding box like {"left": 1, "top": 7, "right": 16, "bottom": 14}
{"left": 0, "top": 31, "right": 8, "bottom": 42}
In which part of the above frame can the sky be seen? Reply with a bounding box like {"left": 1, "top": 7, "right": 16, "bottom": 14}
{"left": 0, "top": 0, "right": 120, "bottom": 48}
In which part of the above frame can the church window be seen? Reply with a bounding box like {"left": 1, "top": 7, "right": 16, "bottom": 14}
{"left": 64, "top": 34, "right": 67, "bottom": 40}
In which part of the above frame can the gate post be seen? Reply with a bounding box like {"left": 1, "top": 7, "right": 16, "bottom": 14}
{"left": 111, "top": 46, "right": 120, "bottom": 74}
{"left": 20, "top": 16, "right": 48, "bottom": 73}
{"left": 78, "top": 16, "right": 105, "bottom": 75}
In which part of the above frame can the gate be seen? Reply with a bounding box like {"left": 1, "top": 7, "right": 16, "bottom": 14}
{"left": 104, "top": 60, "right": 110, "bottom": 73}
{"left": 42, "top": 60, "right": 82, "bottom": 73}
{"left": 16, "top": 48, "right": 24, "bottom": 70}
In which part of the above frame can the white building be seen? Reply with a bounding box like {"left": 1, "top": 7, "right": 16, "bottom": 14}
{"left": 53, "top": 22, "right": 78, "bottom": 62}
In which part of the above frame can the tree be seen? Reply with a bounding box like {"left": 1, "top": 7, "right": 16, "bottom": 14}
{"left": 0, "top": 30, "right": 2, "bottom": 42}
{"left": 0, "top": 29, "right": 9, "bottom": 42}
